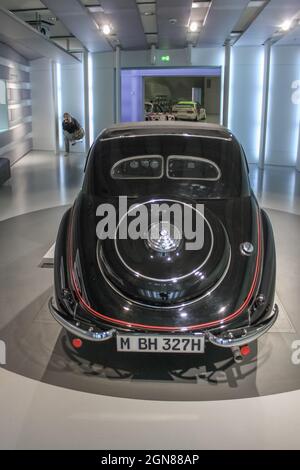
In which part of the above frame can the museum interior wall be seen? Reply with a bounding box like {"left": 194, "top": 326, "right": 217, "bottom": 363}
{"left": 266, "top": 45, "right": 300, "bottom": 166}
{"left": 228, "top": 46, "right": 264, "bottom": 164}
{"left": 29, "top": 45, "right": 300, "bottom": 167}
{"left": 92, "top": 51, "right": 115, "bottom": 140}
{"left": 0, "top": 42, "right": 32, "bottom": 165}
{"left": 60, "top": 61, "right": 85, "bottom": 154}
{"left": 30, "top": 58, "right": 55, "bottom": 152}
{"left": 30, "top": 57, "right": 85, "bottom": 154}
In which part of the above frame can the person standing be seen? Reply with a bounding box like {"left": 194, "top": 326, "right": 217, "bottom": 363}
{"left": 62, "top": 112, "right": 85, "bottom": 155}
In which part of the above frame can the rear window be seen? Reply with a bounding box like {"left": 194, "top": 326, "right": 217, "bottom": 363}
{"left": 85, "top": 134, "right": 250, "bottom": 200}
{"left": 167, "top": 156, "right": 221, "bottom": 180}
{"left": 111, "top": 155, "right": 163, "bottom": 179}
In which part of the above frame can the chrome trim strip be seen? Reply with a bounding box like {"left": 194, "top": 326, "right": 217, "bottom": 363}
{"left": 74, "top": 250, "right": 90, "bottom": 304}
{"left": 113, "top": 198, "right": 214, "bottom": 283}
{"left": 207, "top": 303, "right": 279, "bottom": 347}
{"left": 50, "top": 295, "right": 276, "bottom": 347}
{"left": 101, "top": 133, "right": 232, "bottom": 142}
{"left": 49, "top": 297, "right": 116, "bottom": 342}
{"left": 166, "top": 155, "right": 221, "bottom": 181}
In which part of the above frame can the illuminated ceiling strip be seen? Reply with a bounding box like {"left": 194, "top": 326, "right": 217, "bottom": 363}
{"left": 88, "top": 53, "right": 94, "bottom": 145}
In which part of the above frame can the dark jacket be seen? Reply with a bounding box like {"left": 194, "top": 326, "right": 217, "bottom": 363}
{"left": 62, "top": 117, "right": 80, "bottom": 134}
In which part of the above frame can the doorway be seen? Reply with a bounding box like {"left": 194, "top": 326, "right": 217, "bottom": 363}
{"left": 121, "top": 67, "right": 222, "bottom": 124}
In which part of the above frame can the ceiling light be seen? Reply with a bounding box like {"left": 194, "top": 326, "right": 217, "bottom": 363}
{"left": 192, "top": 1, "right": 211, "bottom": 7}
{"left": 280, "top": 19, "right": 293, "bottom": 31}
{"left": 248, "top": 1, "right": 266, "bottom": 7}
{"left": 144, "top": 11, "right": 154, "bottom": 16}
{"left": 102, "top": 24, "right": 111, "bottom": 35}
{"left": 189, "top": 21, "right": 199, "bottom": 32}
{"left": 88, "top": 6, "right": 104, "bottom": 13}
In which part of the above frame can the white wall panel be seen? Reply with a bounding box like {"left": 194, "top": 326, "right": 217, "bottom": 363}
{"left": 60, "top": 61, "right": 85, "bottom": 153}
{"left": 191, "top": 48, "right": 224, "bottom": 68}
{"left": 92, "top": 52, "right": 115, "bottom": 141}
{"left": 30, "top": 58, "right": 55, "bottom": 151}
{"left": 229, "top": 46, "right": 264, "bottom": 164}
{"left": 266, "top": 46, "right": 300, "bottom": 166}
{"left": 0, "top": 43, "right": 32, "bottom": 164}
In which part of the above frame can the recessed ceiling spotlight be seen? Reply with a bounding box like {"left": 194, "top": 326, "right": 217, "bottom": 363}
{"left": 102, "top": 24, "right": 111, "bottom": 35}
{"left": 189, "top": 21, "right": 199, "bottom": 32}
{"left": 280, "top": 19, "right": 293, "bottom": 31}
{"left": 169, "top": 18, "right": 177, "bottom": 24}
{"left": 144, "top": 11, "right": 154, "bottom": 16}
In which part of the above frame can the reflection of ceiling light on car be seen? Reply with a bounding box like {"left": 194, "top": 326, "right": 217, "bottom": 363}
{"left": 189, "top": 21, "right": 199, "bottom": 32}
{"left": 280, "top": 19, "right": 293, "bottom": 31}
{"left": 102, "top": 24, "right": 111, "bottom": 35}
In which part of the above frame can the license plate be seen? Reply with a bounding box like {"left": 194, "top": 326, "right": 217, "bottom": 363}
{"left": 116, "top": 334, "right": 205, "bottom": 353}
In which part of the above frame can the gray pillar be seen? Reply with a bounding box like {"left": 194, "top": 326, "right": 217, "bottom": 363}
{"left": 222, "top": 42, "right": 231, "bottom": 128}
{"left": 296, "top": 121, "right": 300, "bottom": 172}
{"left": 51, "top": 60, "right": 60, "bottom": 155}
{"left": 187, "top": 43, "right": 193, "bottom": 65}
{"left": 150, "top": 44, "right": 156, "bottom": 65}
{"left": 115, "top": 46, "right": 121, "bottom": 123}
{"left": 83, "top": 50, "right": 90, "bottom": 151}
{"left": 258, "top": 41, "right": 272, "bottom": 170}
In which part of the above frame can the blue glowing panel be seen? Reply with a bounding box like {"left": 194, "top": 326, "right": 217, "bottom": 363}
{"left": 121, "top": 70, "right": 143, "bottom": 122}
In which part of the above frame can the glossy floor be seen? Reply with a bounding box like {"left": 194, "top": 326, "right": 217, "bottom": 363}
{"left": 0, "top": 150, "right": 300, "bottom": 449}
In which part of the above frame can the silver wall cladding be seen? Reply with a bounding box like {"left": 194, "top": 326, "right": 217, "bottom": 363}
{"left": 7, "top": 88, "right": 31, "bottom": 103}
{"left": 0, "top": 42, "right": 32, "bottom": 165}
{"left": 8, "top": 106, "right": 32, "bottom": 123}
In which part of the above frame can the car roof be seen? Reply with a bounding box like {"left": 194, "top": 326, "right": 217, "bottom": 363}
{"left": 99, "top": 121, "right": 233, "bottom": 141}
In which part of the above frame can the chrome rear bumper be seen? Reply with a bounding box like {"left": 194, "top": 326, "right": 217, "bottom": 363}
{"left": 49, "top": 298, "right": 115, "bottom": 342}
{"left": 207, "top": 304, "right": 279, "bottom": 347}
{"left": 49, "top": 297, "right": 278, "bottom": 347}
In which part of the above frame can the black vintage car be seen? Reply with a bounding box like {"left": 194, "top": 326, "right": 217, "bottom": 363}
{"left": 49, "top": 122, "right": 278, "bottom": 363}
